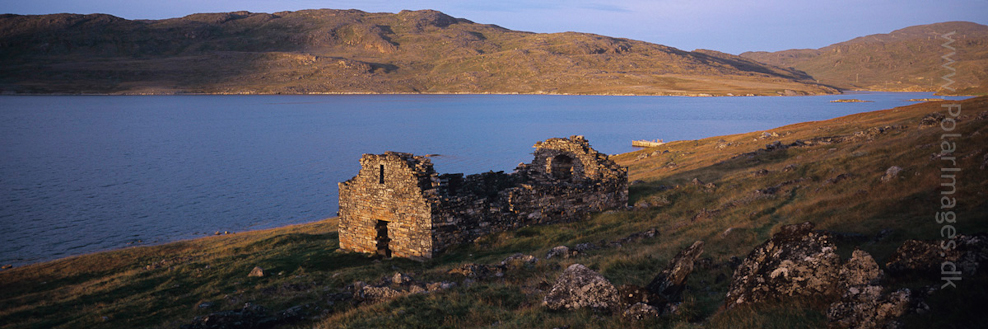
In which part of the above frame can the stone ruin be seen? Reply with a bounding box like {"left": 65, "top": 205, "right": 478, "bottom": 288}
{"left": 338, "top": 136, "right": 628, "bottom": 259}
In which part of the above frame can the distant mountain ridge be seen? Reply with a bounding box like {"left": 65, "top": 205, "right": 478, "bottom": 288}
{"left": 741, "top": 21, "right": 988, "bottom": 95}
{"left": 0, "top": 9, "right": 837, "bottom": 95}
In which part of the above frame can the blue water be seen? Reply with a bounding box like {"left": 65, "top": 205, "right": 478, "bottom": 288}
{"left": 0, "top": 92, "right": 969, "bottom": 266}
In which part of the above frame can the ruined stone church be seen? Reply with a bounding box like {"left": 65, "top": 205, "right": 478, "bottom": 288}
{"left": 338, "top": 136, "right": 628, "bottom": 259}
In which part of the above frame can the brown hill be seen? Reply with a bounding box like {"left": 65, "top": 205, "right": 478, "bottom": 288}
{"left": 0, "top": 9, "right": 837, "bottom": 95}
{"left": 741, "top": 21, "right": 988, "bottom": 95}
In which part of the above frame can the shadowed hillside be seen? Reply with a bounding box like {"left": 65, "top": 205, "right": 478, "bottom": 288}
{"left": 0, "top": 9, "right": 838, "bottom": 95}
{"left": 741, "top": 21, "right": 988, "bottom": 95}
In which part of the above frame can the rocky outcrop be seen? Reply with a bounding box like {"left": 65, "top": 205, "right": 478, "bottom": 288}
{"left": 646, "top": 240, "right": 705, "bottom": 302}
{"left": 725, "top": 222, "right": 841, "bottom": 309}
{"left": 543, "top": 264, "right": 621, "bottom": 312}
{"left": 826, "top": 249, "right": 911, "bottom": 328}
{"left": 887, "top": 234, "right": 988, "bottom": 279}
{"left": 838, "top": 249, "right": 883, "bottom": 291}
{"left": 827, "top": 286, "right": 911, "bottom": 329}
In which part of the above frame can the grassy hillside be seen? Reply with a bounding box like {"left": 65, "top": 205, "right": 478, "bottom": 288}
{"left": 741, "top": 21, "right": 988, "bottom": 96}
{"left": 0, "top": 9, "right": 837, "bottom": 96}
{"left": 1, "top": 97, "right": 986, "bottom": 328}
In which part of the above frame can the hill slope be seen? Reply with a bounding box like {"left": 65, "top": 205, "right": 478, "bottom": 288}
{"left": 2, "top": 97, "right": 985, "bottom": 328}
{"left": 741, "top": 21, "right": 988, "bottom": 95}
{"left": 0, "top": 9, "right": 837, "bottom": 95}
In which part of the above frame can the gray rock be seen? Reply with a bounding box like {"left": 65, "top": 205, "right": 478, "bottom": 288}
{"left": 248, "top": 266, "right": 265, "bottom": 278}
{"left": 725, "top": 222, "right": 841, "bottom": 309}
{"left": 390, "top": 272, "right": 413, "bottom": 285}
{"left": 543, "top": 264, "right": 620, "bottom": 311}
{"left": 546, "top": 246, "right": 570, "bottom": 259}
{"left": 622, "top": 302, "right": 660, "bottom": 321}
{"left": 646, "top": 240, "right": 705, "bottom": 302}
{"left": 880, "top": 166, "right": 902, "bottom": 183}
{"left": 502, "top": 253, "right": 538, "bottom": 266}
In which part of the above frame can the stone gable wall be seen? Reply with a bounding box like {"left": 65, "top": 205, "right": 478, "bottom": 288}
{"left": 338, "top": 152, "right": 437, "bottom": 259}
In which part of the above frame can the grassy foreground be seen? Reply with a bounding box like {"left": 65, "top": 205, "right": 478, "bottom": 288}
{"left": 2, "top": 97, "right": 987, "bottom": 328}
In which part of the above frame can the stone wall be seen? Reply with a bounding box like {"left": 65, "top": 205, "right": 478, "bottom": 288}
{"left": 337, "top": 152, "right": 438, "bottom": 258}
{"left": 338, "top": 136, "right": 628, "bottom": 259}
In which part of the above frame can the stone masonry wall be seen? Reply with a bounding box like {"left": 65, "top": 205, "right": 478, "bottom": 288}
{"left": 339, "top": 136, "right": 628, "bottom": 258}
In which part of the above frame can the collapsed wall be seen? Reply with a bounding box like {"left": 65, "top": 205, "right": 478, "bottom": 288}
{"left": 338, "top": 136, "right": 628, "bottom": 259}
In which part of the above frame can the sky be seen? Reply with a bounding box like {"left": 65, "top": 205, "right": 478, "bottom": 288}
{"left": 2, "top": 0, "right": 986, "bottom": 54}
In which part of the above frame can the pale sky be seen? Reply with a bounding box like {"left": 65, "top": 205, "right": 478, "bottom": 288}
{"left": 2, "top": 0, "right": 986, "bottom": 54}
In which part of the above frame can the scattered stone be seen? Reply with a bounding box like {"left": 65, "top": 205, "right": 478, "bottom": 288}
{"left": 977, "top": 111, "right": 988, "bottom": 120}
{"left": 390, "top": 272, "right": 413, "bottom": 285}
{"left": 724, "top": 222, "right": 841, "bottom": 309}
{"left": 754, "top": 169, "right": 770, "bottom": 176}
{"left": 880, "top": 166, "right": 902, "bottom": 183}
{"left": 690, "top": 178, "right": 705, "bottom": 186}
{"left": 248, "top": 267, "right": 265, "bottom": 278}
{"left": 502, "top": 253, "right": 538, "bottom": 266}
{"left": 355, "top": 285, "right": 404, "bottom": 301}
{"left": 919, "top": 113, "right": 945, "bottom": 128}
{"left": 723, "top": 227, "right": 734, "bottom": 237}
{"left": 827, "top": 286, "right": 911, "bottom": 329}
{"left": 546, "top": 246, "right": 570, "bottom": 259}
{"left": 448, "top": 263, "right": 495, "bottom": 279}
{"left": 426, "top": 281, "right": 456, "bottom": 292}
{"left": 543, "top": 264, "right": 621, "bottom": 312}
{"left": 573, "top": 243, "right": 598, "bottom": 253}
{"left": 630, "top": 180, "right": 645, "bottom": 186}
{"left": 646, "top": 241, "right": 705, "bottom": 302}
{"left": 765, "top": 141, "right": 786, "bottom": 151}
{"left": 634, "top": 196, "right": 670, "bottom": 209}
{"left": 622, "top": 302, "right": 660, "bottom": 321}
{"left": 783, "top": 164, "right": 797, "bottom": 172}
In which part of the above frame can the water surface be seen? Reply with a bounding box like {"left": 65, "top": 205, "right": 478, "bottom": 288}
{"left": 0, "top": 92, "right": 968, "bottom": 266}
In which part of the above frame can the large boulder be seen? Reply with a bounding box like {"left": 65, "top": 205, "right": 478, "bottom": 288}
{"left": 646, "top": 240, "right": 705, "bottom": 302}
{"left": 543, "top": 264, "right": 621, "bottom": 312}
{"left": 725, "top": 222, "right": 842, "bottom": 309}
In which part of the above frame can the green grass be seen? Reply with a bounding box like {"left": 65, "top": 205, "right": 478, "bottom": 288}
{"left": 2, "top": 97, "right": 987, "bottom": 328}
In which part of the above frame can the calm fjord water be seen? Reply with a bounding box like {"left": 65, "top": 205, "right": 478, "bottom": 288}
{"left": 0, "top": 93, "right": 968, "bottom": 266}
